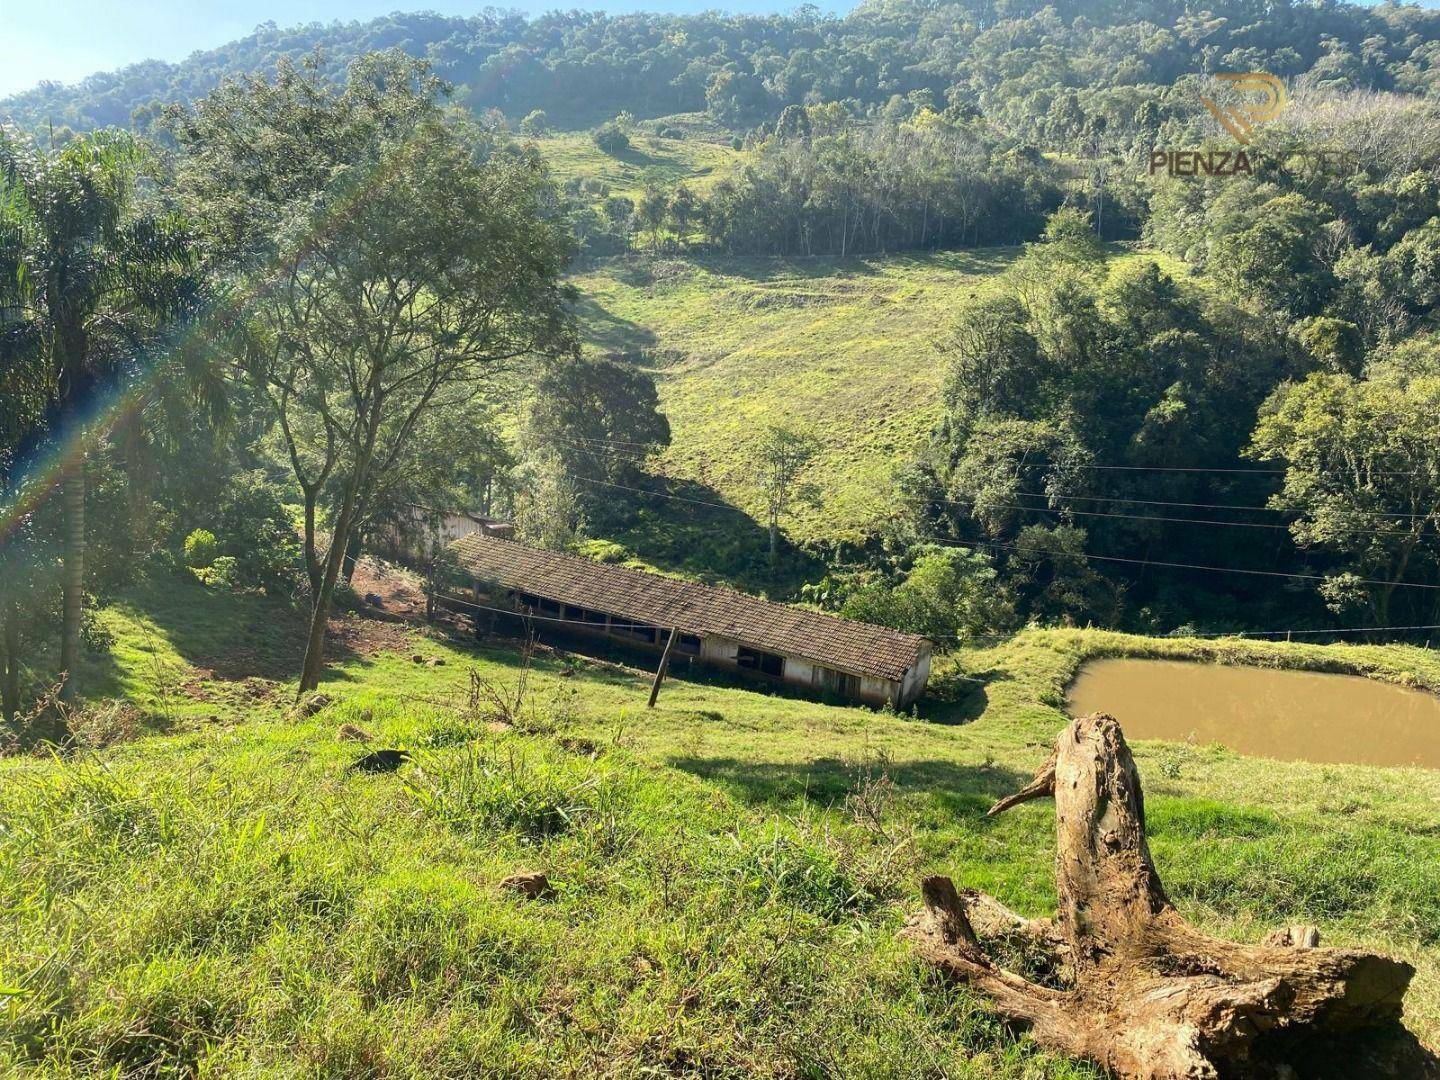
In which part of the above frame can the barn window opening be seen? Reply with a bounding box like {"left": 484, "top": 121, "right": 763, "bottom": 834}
{"left": 537, "top": 597, "right": 562, "bottom": 617}
{"left": 677, "top": 633, "right": 702, "bottom": 654}
{"left": 614, "top": 620, "right": 658, "bottom": 644}
{"left": 737, "top": 647, "right": 784, "bottom": 677}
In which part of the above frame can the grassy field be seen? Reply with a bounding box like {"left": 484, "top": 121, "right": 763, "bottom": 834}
{"left": 537, "top": 127, "right": 743, "bottom": 210}
{"left": 4, "top": 575, "right": 1440, "bottom": 1075}
{"left": 569, "top": 248, "right": 1183, "bottom": 555}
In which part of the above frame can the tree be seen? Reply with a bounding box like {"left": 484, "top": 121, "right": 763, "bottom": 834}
{"left": 519, "top": 109, "right": 549, "bottom": 136}
{"left": 753, "top": 423, "right": 820, "bottom": 569}
{"left": 1250, "top": 371, "right": 1440, "bottom": 623}
{"left": 593, "top": 121, "right": 630, "bottom": 155}
{"left": 174, "top": 55, "right": 573, "bottom": 693}
{"left": 0, "top": 128, "right": 192, "bottom": 703}
{"left": 521, "top": 354, "right": 669, "bottom": 527}
{"left": 840, "top": 547, "right": 1016, "bottom": 642}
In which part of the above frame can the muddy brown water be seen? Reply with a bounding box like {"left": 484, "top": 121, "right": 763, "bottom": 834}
{"left": 1065, "top": 658, "right": 1440, "bottom": 770}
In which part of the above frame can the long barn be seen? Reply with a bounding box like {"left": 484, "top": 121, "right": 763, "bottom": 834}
{"left": 446, "top": 533, "right": 932, "bottom": 708}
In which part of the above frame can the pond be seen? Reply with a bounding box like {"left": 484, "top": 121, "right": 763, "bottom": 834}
{"left": 1065, "top": 658, "right": 1440, "bottom": 770}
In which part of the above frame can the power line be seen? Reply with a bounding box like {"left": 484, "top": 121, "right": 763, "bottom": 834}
{"left": 437, "top": 591, "right": 662, "bottom": 630}
{"left": 552, "top": 430, "right": 1439, "bottom": 480}
{"left": 949, "top": 497, "right": 1427, "bottom": 537}
{"left": 545, "top": 434, "right": 1438, "bottom": 527}
{"left": 917, "top": 533, "right": 1440, "bottom": 591}
{"left": 1168, "top": 622, "right": 1440, "bottom": 640}
{"left": 561, "top": 471, "right": 735, "bottom": 509}
{"left": 1004, "top": 488, "right": 1429, "bottom": 521}
{"left": 554, "top": 470, "right": 1440, "bottom": 589}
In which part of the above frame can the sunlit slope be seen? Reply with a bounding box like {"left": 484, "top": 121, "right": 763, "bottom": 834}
{"left": 571, "top": 249, "right": 1010, "bottom": 545}
{"left": 536, "top": 125, "right": 743, "bottom": 208}
{"left": 572, "top": 248, "right": 1190, "bottom": 547}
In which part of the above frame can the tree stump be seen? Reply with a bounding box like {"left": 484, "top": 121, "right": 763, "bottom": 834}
{"left": 903, "top": 713, "right": 1435, "bottom": 1078}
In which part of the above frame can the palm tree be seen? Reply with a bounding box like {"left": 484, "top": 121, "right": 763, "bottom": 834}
{"left": 1, "top": 128, "right": 193, "bottom": 705}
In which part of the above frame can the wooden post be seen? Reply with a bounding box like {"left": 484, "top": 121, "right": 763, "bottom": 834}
{"left": 648, "top": 627, "right": 679, "bottom": 708}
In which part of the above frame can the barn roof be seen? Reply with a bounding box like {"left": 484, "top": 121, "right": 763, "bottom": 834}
{"left": 449, "top": 533, "right": 929, "bottom": 682}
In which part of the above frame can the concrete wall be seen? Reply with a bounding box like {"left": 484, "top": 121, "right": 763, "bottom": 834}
{"left": 896, "top": 646, "right": 933, "bottom": 709}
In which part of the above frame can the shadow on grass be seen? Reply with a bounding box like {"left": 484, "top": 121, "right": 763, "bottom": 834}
{"left": 569, "top": 292, "right": 658, "bottom": 354}
{"left": 92, "top": 574, "right": 375, "bottom": 690}
{"left": 606, "top": 476, "right": 824, "bottom": 598}
{"left": 915, "top": 667, "right": 1013, "bottom": 726}
{"left": 667, "top": 753, "right": 1033, "bottom": 818}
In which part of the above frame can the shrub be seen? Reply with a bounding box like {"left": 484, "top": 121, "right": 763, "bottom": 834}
{"left": 193, "top": 556, "right": 241, "bottom": 591}
{"left": 518, "top": 108, "right": 549, "bottom": 136}
{"left": 578, "top": 538, "right": 630, "bottom": 564}
{"left": 840, "top": 548, "right": 1017, "bottom": 643}
{"left": 593, "top": 121, "right": 630, "bottom": 155}
{"left": 183, "top": 529, "right": 219, "bottom": 569}
{"left": 213, "top": 472, "right": 304, "bottom": 597}
{"left": 405, "top": 745, "right": 618, "bottom": 841}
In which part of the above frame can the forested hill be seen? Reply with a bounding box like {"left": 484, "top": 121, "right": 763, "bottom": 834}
{"left": 5, "top": 0, "right": 1440, "bottom": 136}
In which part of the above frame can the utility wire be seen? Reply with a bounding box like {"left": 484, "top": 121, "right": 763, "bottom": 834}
{"left": 916, "top": 533, "right": 1440, "bottom": 591}
{"left": 545, "top": 436, "right": 1437, "bottom": 527}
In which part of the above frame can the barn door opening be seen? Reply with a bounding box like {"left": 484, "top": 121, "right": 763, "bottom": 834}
{"left": 822, "top": 667, "right": 860, "bottom": 700}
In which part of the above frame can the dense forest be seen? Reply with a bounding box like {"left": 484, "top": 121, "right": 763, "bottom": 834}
{"left": 5, "top": 0, "right": 1440, "bottom": 136}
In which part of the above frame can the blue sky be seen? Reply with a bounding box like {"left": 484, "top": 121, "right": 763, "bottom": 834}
{"left": 0, "top": 0, "right": 841, "bottom": 98}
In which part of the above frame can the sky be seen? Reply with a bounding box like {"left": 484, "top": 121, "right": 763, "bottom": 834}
{"left": 0, "top": 0, "right": 834, "bottom": 98}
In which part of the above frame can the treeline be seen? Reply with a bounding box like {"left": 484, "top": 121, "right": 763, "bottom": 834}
{"left": 5, "top": 0, "right": 1440, "bottom": 138}
{"left": 698, "top": 118, "right": 1063, "bottom": 256}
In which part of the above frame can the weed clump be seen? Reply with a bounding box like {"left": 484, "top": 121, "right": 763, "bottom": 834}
{"left": 406, "top": 744, "right": 621, "bottom": 842}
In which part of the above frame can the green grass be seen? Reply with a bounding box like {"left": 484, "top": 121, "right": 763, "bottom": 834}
{"left": 537, "top": 128, "right": 744, "bottom": 209}
{"left": 5, "top": 579, "right": 1440, "bottom": 1074}
{"left": 569, "top": 248, "right": 1178, "bottom": 553}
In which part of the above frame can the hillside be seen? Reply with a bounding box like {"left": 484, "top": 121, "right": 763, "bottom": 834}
{"left": 538, "top": 125, "right": 744, "bottom": 209}
{"left": 3, "top": 574, "right": 1439, "bottom": 1074}
{"left": 5, "top": 0, "right": 1438, "bottom": 140}
{"left": 570, "top": 247, "right": 1182, "bottom": 551}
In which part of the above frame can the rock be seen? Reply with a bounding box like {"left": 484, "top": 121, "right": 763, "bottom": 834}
{"left": 500, "top": 871, "right": 556, "bottom": 901}
{"left": 425, "top": 657, "right": 446, "bottom": 667}
{"left": 364, "top": 592, "right": 384, "bottom": 608}
{"left": 411, "top": 654, "right": 424, "bottom": 664}
{"left": 336, "top": 723, "right": 374, "bottom": 742}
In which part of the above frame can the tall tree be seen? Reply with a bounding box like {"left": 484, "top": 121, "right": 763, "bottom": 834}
{"left": 753, "top": 422, "right": 819, "bottom": 569}
{"left": 1251, "top": 371, "right": 1440, "bottom": 624}
{"left": 0, "top": 128, "right": 191, "bottom": 703}
{"left": 174, "top": 54, "right": 573, "bottom": 693}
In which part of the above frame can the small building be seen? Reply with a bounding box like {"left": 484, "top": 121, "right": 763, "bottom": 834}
{"left": 446, "top": 533, "right": 932, "bottom": 708}
{"left": 381, "top": 504, "right": 515, "bottom": 563}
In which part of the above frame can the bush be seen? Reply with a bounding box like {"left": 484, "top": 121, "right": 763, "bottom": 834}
{"left": 518, "top": 109, "right": 549, "bottom": 136}
{"left": 593, "top": 121, "right": 630, "bottom": 155}
{"left": 213, "top": 473, "right": 304, "bottom": 597}
{"left": 183, "top": 529, "right": 219, "bottom": 570}
{"left": 840, "top": 548, "right": 1017, "bottom": 643}
{"left": 193, "top": 556, "right": 241, "bottom": 591}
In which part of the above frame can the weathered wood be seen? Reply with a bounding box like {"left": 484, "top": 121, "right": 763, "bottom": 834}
{"left": 647, "top": 626, "right": 679, "bottom": 708}
{"left": 904, "top": 713, "right": 1434, "bottom": 1079}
